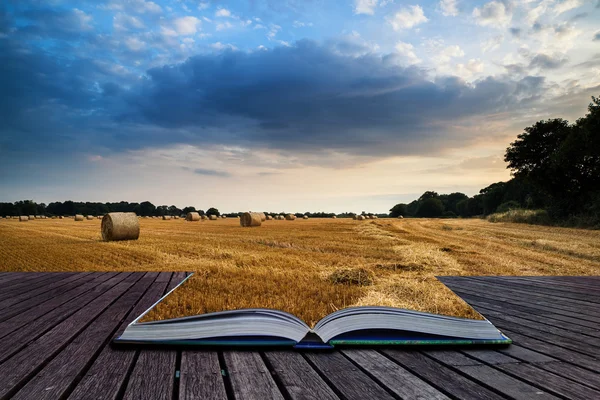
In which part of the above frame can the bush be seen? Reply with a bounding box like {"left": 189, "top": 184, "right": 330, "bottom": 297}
{"left": 496, "top": 200, "right": 522, "bottom": 213}
{"left": 442, "top": 211, "right": 457, "bottom": 218}
{"left": 487, "top": 209, "right": 551, "bottom": 225}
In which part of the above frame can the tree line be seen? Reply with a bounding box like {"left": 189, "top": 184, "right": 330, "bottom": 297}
{"left": 390, "top": 96, "right": 600, "bottom": 226}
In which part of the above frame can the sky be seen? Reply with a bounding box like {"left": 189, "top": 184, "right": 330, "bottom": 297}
{"left": 0, "top": 0, "right": 598, "bottom": 213}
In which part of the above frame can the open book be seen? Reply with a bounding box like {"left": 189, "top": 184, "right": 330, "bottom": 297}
{"left": 115, "top": 275, "right": 511, "bottom": 348}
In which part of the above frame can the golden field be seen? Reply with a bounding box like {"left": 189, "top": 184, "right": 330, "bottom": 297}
{"left": 1, "top": 217, "right": 599, "bottom": 326}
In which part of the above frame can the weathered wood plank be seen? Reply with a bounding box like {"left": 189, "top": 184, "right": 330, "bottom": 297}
{"left": 445, "top": 278, "right": 600, "bottom": 317}
{"left": 11, "top": 273, "right": 159, "bottom": 400}
{"left": 425, "top": 350, "right": 559, "bottom": 399}
{"left": 468, "top": 277, "right": 600, "bottom": 304}
{"left": 0, "top": 272, "right": 95, "bottom": 319}
{"left": 498, "top": 328, "right": 600, "bottom": 372}
{"left": 68, "top": 273, "right": 175, "bottom": 400}
{"left": 123, "top": 350, "right": 176, "bottom": 400}
{"left": 121, "top": 272, "right": 183, "bottom": 400}
{"left": 343, "top": 349, "right": 449, "bottom": 399}
{"left": 264, "top": 351, "right": 339, "bottom": 400}
{"left": 304, "top": 351, "right": 394, "bottom": 400}
{"left": 0, "top": 273, "right": 120, "bottom": 362}
{"left": 223, "top": 351, "right": 285, "bottom": 400}
{"left": 0, "top": 272, "right": 48, "bottom": 286}
{"left": 0, "top": 273, "right": 70, "bottom": 301}
{"left": 0, "top": 273, "right": 142, "bottom": 399}
{"left": 179, "top": 351, "right": 227, "bottom": 400}
{"left": 499, "top": 362, "right": 600, "bottom": 399}
{"left": 497, "top": 344, "right": 556, "bottom": 364}
{"left": 382, "top": 349, "right": 505, "bottom": 400}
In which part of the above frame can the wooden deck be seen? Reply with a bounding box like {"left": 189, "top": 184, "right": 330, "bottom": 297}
{"left": 0, "top": 273, "right": 599, "bottom": 399}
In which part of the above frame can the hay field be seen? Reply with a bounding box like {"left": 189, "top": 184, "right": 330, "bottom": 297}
{"left": 1, "top": 217, "right": 599, "bottom": 326}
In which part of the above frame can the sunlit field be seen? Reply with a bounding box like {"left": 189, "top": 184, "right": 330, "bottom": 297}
{"left": 1, "top": 217, "right": 599, "bottom": 326}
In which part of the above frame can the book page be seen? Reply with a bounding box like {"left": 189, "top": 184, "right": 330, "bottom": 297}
{"left": 141, "top": 219, "right": 483, "bottom": 328}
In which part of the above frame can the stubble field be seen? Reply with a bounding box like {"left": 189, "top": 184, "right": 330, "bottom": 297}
{"left": 1, "top": 217, "right": 598, "bottom": 327}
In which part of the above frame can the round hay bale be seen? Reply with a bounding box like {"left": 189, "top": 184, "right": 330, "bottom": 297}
{"left": 352, "top": 215, "right": 357, "bottom": 220}
{"left": 101, "top": 212, "right": 139, "bottom": 241}
{"left": 186, "top": 212, "right": 200, "bottom": 221}
{"left": 59, "top": 216, "right": 64, "bottom": 219}
{"left": 162, "top": 215, "right": 172, "bottom": 220}
{"left": 201, "top": 215, "right": 208, "bottom": 220}
{"left": 332, "top": 216, "right": 337, "bottom": 219}
{"left": 285, "top": 214, "right": 296, "bottom": 220}
{"left": 357, "top": 215, "right": 366, "bottom": 220}
{"left": 303, "top": 215, "right": 308, "bottom": 219}
{"left": 174, "top": 216, "right": 179, "bottom": 220}
{"left": 19, "top": 215, "right": 28, "bottom": 222}
{"left": 222, "top": 215, "right": 227, "bottom": 219}
{"left": 74, "top": 214, "right": 84, "bottom": 221}
{"left": 86, "top": 215, "right": 95, "bottom": 220}
{"left": 258, "top": 212, "right": 266, "bottom": 222}
{"left": 240, "top": 212, "right": 262, "bottom": 227}
{"left": 97, "top": 216, "right": 102, "bottom": 219}
{"left": 266, "top": 215, "right": 273, "bottom": 220}
{"left": 398, "top": 215, "right": 404, "bottom": 219}
{"left": 42, "top": 216, "right": 47, "bottom": 219}
{"left": 209, "top": 215, "right": 218, "bottom": 220}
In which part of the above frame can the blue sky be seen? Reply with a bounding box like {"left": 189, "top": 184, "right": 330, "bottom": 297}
{"left": 0, "top": 0, "right": 599, "bottom": 212}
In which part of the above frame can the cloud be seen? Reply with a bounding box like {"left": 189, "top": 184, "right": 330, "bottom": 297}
{"left": 354, "top": 0, "right": 378, "bottom": 15}
{"left": 173, "top": 16, "right": 201, "bottom": 35}
{"left": 198, "top": 2, "right": 210, "bottom": 10}
{"left": 529, "top": 52, "right": 569, "bottom": 69}
{"left": 15, "top": 8, "right": 94, "bottom": 37}
{"left": 439, "top": 0, "right": 459, "bottom": 16}
{"left": 124, "top": 36, "right": 145, "bottom": 51}
{"left": 388, "top": 5, "right": 428, "bottom": 30}
{"left": 509, "top": 27, "right": 521, "bottom": 38}
{"left": 481, "top": 35, "right": 504, "bottom": 52}
{"left": 394, "top": 41, "right": 421, "bottom": 64}
{"left": 113, "top": 12, "right": 145, "bottom": 31}
{"left": 216, "top": 21, "right": 234, "bottom": 31}
{"left": 553, "top": 0, "right": 582, "bottom": 15}
{"left": 434, "top": 45, "right": 464, "bottom": 64}
{"left": 102, "top": 0, "right": 162, "bottom": 14}
{"left": 211, "top": 42, "right": 237, "bottom": 51}
{"left": 215, "top": 8, "right": 231, "bottom": 17}
{"left": 113, "top": 40, "right": 556, "bottom": 159}
{"left": 193, "top": 168, "right": 231, "bottom": 177}
{"left": 292, "top": 21, "right": 313, "bottom": 28}
{"left": 473, "top": 1, "right": 512, "bottom": 27}
{"left": 594, "top": 31, "right": 600, "bottom": 41}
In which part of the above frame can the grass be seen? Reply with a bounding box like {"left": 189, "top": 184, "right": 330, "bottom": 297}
{"left": 487, "top": 209, "right": 551, "bottom": 225}
{"left": 1, "top": 217, "right": 599, "bottom": 326}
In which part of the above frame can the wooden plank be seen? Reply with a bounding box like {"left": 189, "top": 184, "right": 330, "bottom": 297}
{"left": 223, "top": 351, "right": 285, "bottom": 400}
{"left": 461, "top": 348, "right": 538, "bottom": 365}
{"left": 468, "top": 277, "right": 600, "bottom": 304}
{"left": 304, "top": 351, "right": 394, "bottom": 400}
{"left": 498, "top": 362, "right": 600, "bottom": 399}
{"left": 0, "top": 272, "right": 92, "bottom": 311}
{"left": 382, "top": 349, "right": 505, "bottom": 400}
{"left": 449, "top": 277, "right": 600, "bottom": 315}
{"left": 0, "top": 273, "right": 69, "bottom": 301}
{"left": 458, "top": 298, "right": 600, "bottom": 344}
{"left": 179, "top": 351, "right": 227, "bottom": 400}
{"left": 534, "top": 361, "right": 600, "bottom": 392}
{"left": 447, "top": 278, "right": 600, "bottom": 316}
{"left": 497, "top": 345, "right": 556, "bottom": 364}
{"left": 498, "top": 328, "right": 600, "bottom": 372}
{"left": 446, "top": 282, "right": 600, "bottom": 323}
{"left": 343, "top": 349, "right": 449, "bottom": 399}
{"left": 11, "top": 273, "right": 159, "bottom": 400}
{"left": 453, "top": 291, "right": 600, "bottom": 332}
{"left": 0, "top": 272, "right": 96, "bottom": 320}
{"left": 123, "top": 350, "right": 176, "bottom": 400}
{"left": 0, "top": 273, "right": 113, "bottom": 343}
{"left": 264, "top": 351, "right": 339, "bottom": 400}
{"left": 0, "top": 273, "right": 142, "bottom": 399}
{"left": 0, "top": 272, "right": 47, "bottom": 286}
{"left": 122, "top": 273, "right": 182, "bottom": 400}
{"left": 425, "top": 350, "right": 559, "bottom": 399}
{"left": 68, "top": 272, "right": 174, "bottom": 400}
{"left": 0, "top": 273, "right": 121, "bottom": 362}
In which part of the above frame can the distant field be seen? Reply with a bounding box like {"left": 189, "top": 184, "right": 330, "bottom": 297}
{"left": 1, "top": 217, "right": 599, "bottom": 326}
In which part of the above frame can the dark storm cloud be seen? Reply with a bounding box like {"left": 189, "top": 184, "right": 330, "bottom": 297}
{"left": 529, "top": 53, "right": 568, "bottom": 70}
{"left": 193, "top": 168, "right": 231, "bottom": 177}
{"left": 116, "top": 40, "right": 550, "bottom": 157}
